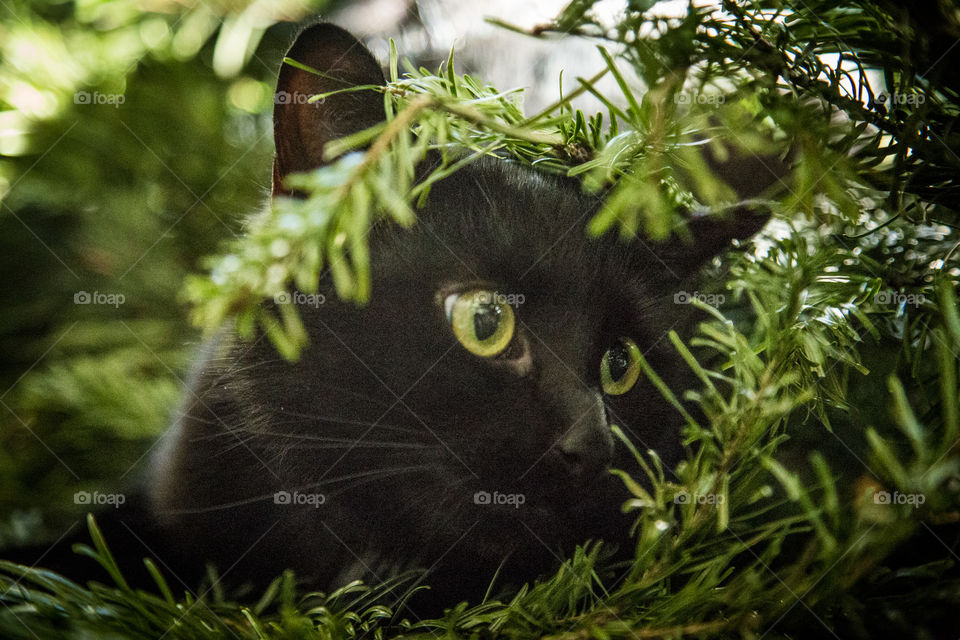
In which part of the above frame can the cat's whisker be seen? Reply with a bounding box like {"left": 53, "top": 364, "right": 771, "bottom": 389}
{"left": 217, "top": 356, "right": 289, "bottom": 376}
{"left": 190, "top": 421, "right": 443, "bottom": 463}
{"left": 264, "top": 433, "right": 447, "bottom": 468}
{"left": 291, "top": 465, "right": 438, "bottom": 499}
{"left": 176, "top": 415, "right": 260, "bottom": 446}
{"left": 166, "top": 465, "right": 434, "bottom": 515}
{"left": 280, "top": 441, "right": 440, "bottom": 452}
{"left": 297, "top": 383, "right": 396, "bottom": 409}
{"left": 189, "top": 428, "right": 242, "bottom": 443}
{"left": 322, "top": 464, "right": 437, "bottom": 498}
{"left": 257, "top": 427, "right": 430, "bottom": 443}
{"left": 213, "top": 431, "right": 271, "bottom": 457}
{"left": 268, "top": 413, "right": 424, "bottom": 435}
{"left": 195, "top": 357, "right": 293, "bottom": 393}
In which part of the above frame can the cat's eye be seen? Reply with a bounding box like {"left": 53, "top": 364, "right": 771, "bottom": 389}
{"left": 445, "top": 289, "right": 516, "bottom": 357}
{"left": 600, "top": 337, "right": 642, "bottom": 395}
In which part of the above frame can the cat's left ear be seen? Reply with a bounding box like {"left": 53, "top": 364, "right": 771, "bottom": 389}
{"left": 651, "top": 141, "right": 791, "bottom": 274}
{"left": 652, "top": 206, "right": 769, "bottom": 276}
{"left": 272, "top": 23, "right": 386, "bottom": 195}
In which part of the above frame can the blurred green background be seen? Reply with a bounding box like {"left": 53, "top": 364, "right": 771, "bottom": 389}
{"left": 0, "top": 0, "right": 340, "bottom": 545}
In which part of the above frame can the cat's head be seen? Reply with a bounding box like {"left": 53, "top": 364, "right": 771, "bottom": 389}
{"left": 168, "top": 24, "right": 779, "bottom": 595}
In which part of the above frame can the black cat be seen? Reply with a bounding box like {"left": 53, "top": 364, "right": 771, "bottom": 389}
{"left": 4, "top": 23, "right": 777, "bottom": 610}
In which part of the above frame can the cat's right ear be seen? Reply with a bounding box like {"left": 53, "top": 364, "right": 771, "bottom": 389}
{"left": 272, "top": 23, "right": 386, "bottom": 196}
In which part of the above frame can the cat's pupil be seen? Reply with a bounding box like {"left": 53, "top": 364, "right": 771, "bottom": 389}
{"left": 473, "top": 304, "right": 501, "bottom": 341}
{"left": 608, "top": 342, "right": 630, "bottom": 381}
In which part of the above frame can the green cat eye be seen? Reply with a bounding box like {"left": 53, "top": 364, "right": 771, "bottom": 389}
{"left": 601, "top": 337, "right": 642, "bottom": 395}
{"left": 445, "top": 289, "right": 516, "bottom": 357}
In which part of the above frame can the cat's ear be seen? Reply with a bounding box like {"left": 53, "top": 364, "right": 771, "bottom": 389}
{"left": 651, "top": 141, "right": 791, "bottom": 275}
{"left": 651, "top": 207, "right": 770, "bottom": 276}
{"left": 272, "top": 23, "right": 386, "bottom": 195}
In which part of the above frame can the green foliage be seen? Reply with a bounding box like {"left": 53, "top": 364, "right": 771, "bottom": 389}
{"left": 188, "top": 0, "right": 960, "bottom": 360}
{"left": 1, "top": 515, "right": 409, "bottom": 640}
{"left": 0, "top": 0, "right": 322, "bottom": 537}
{"left": 2, "top": 0, "right": 960, "bottom": 639}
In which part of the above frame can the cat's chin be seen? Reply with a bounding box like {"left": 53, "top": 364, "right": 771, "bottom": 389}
{"left": 462, "top": 481, "right": 622, "bottom": 556}
{"left": 433, "top": 503, "right": 609, "bottom": 595}
{"left": 466, "top": 466, "right": 626, "bottom": 525}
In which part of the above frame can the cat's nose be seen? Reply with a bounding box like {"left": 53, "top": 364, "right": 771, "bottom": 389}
{"left": 554, "top": 393, "right": 614, "bottom": 481}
